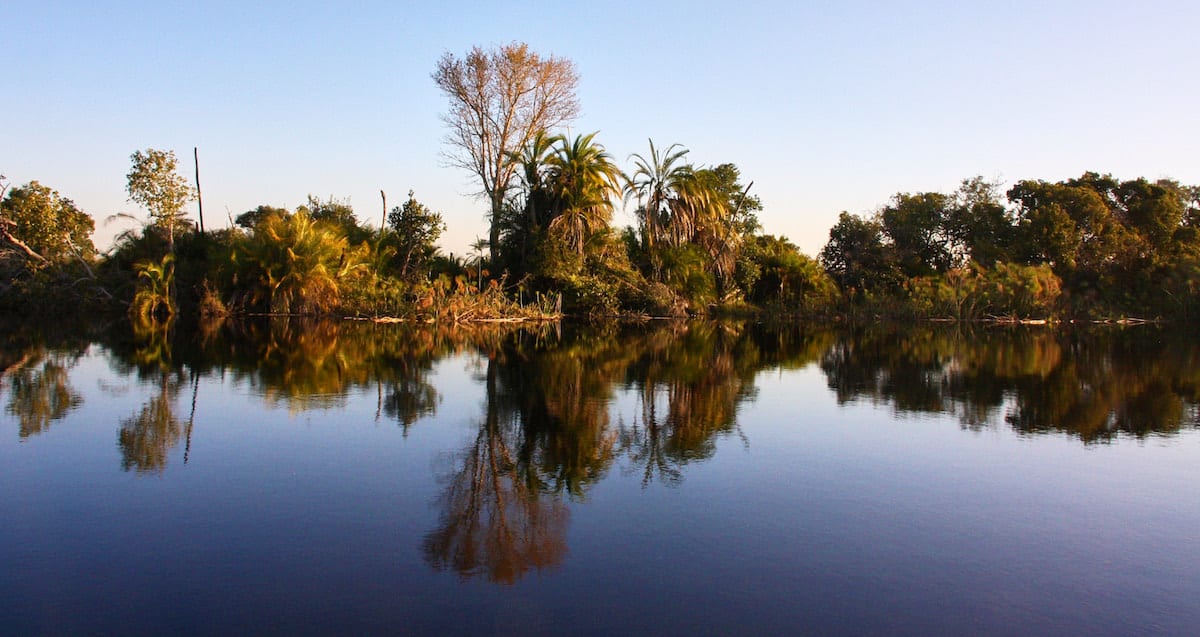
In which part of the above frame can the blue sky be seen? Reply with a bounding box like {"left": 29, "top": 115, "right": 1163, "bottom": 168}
{"left": 5, "top": 1, "right": 1198, "bottom": 258}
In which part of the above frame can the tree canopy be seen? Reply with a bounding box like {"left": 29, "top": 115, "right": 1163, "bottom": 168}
{"left": 0, "top": 179, "right": 95, "bottom": 266}
{"left": 125, "top": 149, "right": 196, "bottom": 252}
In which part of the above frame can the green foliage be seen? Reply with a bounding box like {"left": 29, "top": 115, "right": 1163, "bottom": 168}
{"left": 0, "top": 180, "right": 95, "bottom": 264}
{"left": 0, "top": 177, "right": 107, "bottom": 314}
{"left": 820, "top": 211, "right": 898, "bottom": 296}
{"left": 300, "top": 195, "right": 356, "bottom": 228}
{"left": 881, "top": 192, "right": 954, "bottom": 277}
{"left": 233, "top": 211, "right": 368, "bottom": 314}
{"left": 298, "top": 195, "right": 372, "bottom": 244}
{"left": 657, "top": 244, "right": 716, "bottom": 309}
{"left": 387, "top": 190, "right": 446, "bottom": 280}
{"left": 235, "top": 205, "right": 289, "bottom": 230}
{"left": 543, "top": 132, "right": 622, "bottom": 255}
{"left": 433, "top": 43, "right": 581, "bottom": 265}
{"left": 742, "top": 235, "right": 837, "bottom": 312}
{"left": 945, "top": 177, "right": 1016, "bottom": 266}
{"left": 129, "top": 254, "right": 176, "bottom": 321}
{"left": 125, "top": 149, "right": 196, "bottom": 250}
{"left": 821, "top": 172, "right": 1200, "bottom": 319}
{"left": 625, "top": 139, "right": 691, "bottom": 252}
{"left": 905, "top": 263, "right": 1062, "bottom": 319}
{"left": 704, "top": 163, "right": 762, "bottom": 234}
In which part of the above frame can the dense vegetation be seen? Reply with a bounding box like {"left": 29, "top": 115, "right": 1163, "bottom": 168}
{"left": 821, "top": 175, "right": 1200, "bottom": 320}
{"left": 2, "top": 42, "right": 1197, "bottom": 323}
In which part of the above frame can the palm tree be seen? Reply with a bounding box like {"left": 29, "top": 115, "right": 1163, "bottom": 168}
{"left": 130, "top": 253, "right": 176, "bottom": 321}
{"left": 236, "top": 211, "right": 367, "bottom": 314}
{"left": 508, "top": 130, "right": 558, "bottom": 230}
{"left": 683, "top": 168, "right": 741, "bottom": 288}
{"left": 503, "top": 131, "right": 558, "bottom": 273}
{"left": 544, "top": 132, "right": 622, "bottom": 255}
{"left": 469, "top": 237, "right": 490, "bottom": 289}
{"left": 625, "top": 140, "right": 691, "bottom": 250}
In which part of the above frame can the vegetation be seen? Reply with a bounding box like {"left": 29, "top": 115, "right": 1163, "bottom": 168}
{"left": 2, "top": 43, "right": 1198, "bottom": 323}
{"left": 819, "top": 175, "right": 1200, "bottom": 320}
{"left": 125, "top": 148, "right": 196, "bottom": 252}
{"left": 432, "top": 42, "right": 581, "bottom": 265}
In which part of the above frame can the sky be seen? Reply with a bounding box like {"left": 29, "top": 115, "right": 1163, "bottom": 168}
{"left": 5, "top": 0, "right": 1199, "bottom": 258}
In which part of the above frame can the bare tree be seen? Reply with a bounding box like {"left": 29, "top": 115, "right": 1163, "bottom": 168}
{"left": 432, "top": 42, "right": 580, "bottom": 265}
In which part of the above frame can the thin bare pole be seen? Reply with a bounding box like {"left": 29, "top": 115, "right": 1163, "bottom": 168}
{"left": 193, "top": 147, "right": 205, "bottom": 235}
{"left": 380, "top": 190, "right": 387, "bottom": 234}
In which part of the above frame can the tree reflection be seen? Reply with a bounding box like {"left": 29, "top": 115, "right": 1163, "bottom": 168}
{"left": 117, "top": 318, "right": 186, "bottom": 474}
{"left": 421, "top": 321, "right": 827, "bottom": 583}
{"left": 820, "top": 325, "right": 1200, "bottom": 443}
{"left": 423, "top": 354, "right": 569, "bottom": 584}
{"left": 4, "top": 353, "right": 83, "bottom": 438}
{"left": 619, "top": 322, "right": 766, "bottom": 485}
{"left": 118, "top": 374, "right": 183, "bottom": 473}
{"left": 9, "top": 314, "right": 1200, "bottom": 586}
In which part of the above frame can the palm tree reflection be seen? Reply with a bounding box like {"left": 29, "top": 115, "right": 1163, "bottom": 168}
{"left": 118, "top": 318, "right": 185, "bottom": 474}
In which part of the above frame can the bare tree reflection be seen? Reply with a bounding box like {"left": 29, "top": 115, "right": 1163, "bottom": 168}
{"left": 423, "top": 354, "right": 568, "bottom": 584}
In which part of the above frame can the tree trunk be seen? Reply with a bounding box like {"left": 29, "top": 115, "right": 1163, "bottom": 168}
{"left": 489, "top": 193, "right": 503, "bottom": 268}
{"left": 194, "top": 148, "right": 205, "bottom": 235}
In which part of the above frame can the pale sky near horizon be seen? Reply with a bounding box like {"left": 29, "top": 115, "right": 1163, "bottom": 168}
{"left": 5, "top": 1, "right": 1198, "bottom": 258}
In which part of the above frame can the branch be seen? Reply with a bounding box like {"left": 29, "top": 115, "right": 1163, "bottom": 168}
{"left": 0, "top": 222, "right": 49, "bottom": 264}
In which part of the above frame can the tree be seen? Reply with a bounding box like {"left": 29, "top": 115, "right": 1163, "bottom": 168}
{"left": 945, "top": 176, "right": 1016, "bottom": 266}
{"left": 880, "top": 192, "right": 953, "bottom": 277}
{"left": 625, "top": 140, "right": 691, "bottom": 251}
{"left": 235, "top": 211, "right": 367, "bottom": 314}
{"left": 0, "top": 180, "right": 95, "bottom": 266}
{"left": 126, "top": 149, "right": 196, "bottom": 252}
{"left": 299, "top": 195, "right": 358, "bottom": 230}
{"left": 819, "top": 211, "right": 897, "bottom": 295}
{"left": 387, "top": 191, "right": 446, "bottom": 279}
{"left": 469, "top": 237, "right": 489, "bottom": 290}
{"left": 498, "top": 129, "right": 559, "bottom": 275}
{"left": 433, "top": 43, "right": 580, "bottom": 265}
{"left": 703, "top": 163, "right": 762, "bottom": 236}
{"left": 691, "top": 166, "right": 754, "bottom": 293}
{"left": 1114, "top": 178, "right": 1187, "bottom": 251}
{"left": 543, "top": 132, "right": 622, "bottom": 255}
{"left": 1008, "top": 178, "right": 1127, "bottom": 275}
{"left": 235, "top": 204, "right": 289, "bottom": 230}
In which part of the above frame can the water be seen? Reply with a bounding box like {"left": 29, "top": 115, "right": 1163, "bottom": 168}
{"left": 2, "top": 320, "right": 1198, "bottom": 636}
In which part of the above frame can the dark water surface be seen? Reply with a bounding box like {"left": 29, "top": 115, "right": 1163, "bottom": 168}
{"left": 2, "top": 319, "right": 1198, "bottom": 636}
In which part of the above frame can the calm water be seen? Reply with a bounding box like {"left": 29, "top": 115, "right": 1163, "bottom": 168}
{"left": 2, "top": 319, "right": 1199, "bottom": 636}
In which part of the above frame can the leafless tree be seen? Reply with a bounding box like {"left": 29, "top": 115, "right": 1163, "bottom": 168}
{"left": 432, "top": 42, "right": 580, "bottom": 265}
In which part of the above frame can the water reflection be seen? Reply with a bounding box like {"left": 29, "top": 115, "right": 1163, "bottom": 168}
{"left": 1, "top": 325, "right": 89, "bottom": 439}
{"left": 821, "top": 326, "right": 1200, "bottom": 442}
{"left": 423, "top": 322, "right": 773, "bottom": 581}
{"left": 5, "top": 353, "right": 84, "bottom": 438}
{"left": 4, "top": 320, "right": 1200, "bottom": 464}
{"left": 424, "top": 354, "right": 570, "bottom": 584}
{"left": 3, "top": 320, "right": 1200, "bottom": 637}
{"left": 118, "top": 372, "right": 183, "bottom": 473}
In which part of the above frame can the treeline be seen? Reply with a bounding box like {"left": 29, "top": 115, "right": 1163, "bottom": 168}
{"left": 4, "top": 40, "right": 1199, "bottom": 322}
{"left": 0, "top": 162, "right": 553, "bottom": 321}
{"left": 2, "top": 163, "right": 1198, "bottom": 322}
{"left": 0, "top": 143, "right": 835, "bottom": 321}
{"left": 820, "top": 174, "right": 1200, "bottom": 320}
